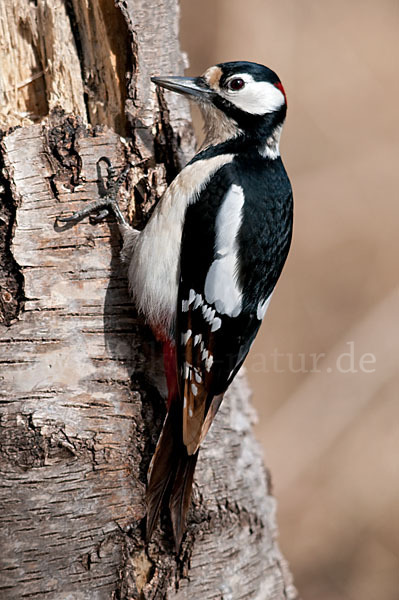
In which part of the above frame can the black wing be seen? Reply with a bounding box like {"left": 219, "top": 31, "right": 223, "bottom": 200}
{"left": 177, "top": 156, "right": 293, "bottom": 455}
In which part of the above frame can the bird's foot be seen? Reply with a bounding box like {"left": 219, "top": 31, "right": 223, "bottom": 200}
{"left": 57, "top": 156, "right": 132, "bottom": 226}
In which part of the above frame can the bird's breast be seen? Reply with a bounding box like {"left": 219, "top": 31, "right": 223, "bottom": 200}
{"left": 127, "top": 153, "right": 235, "bottom": 337}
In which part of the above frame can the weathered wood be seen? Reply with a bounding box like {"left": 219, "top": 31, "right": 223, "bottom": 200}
{"left": 0, "top": 1, "right": 86, "bottom": 128}
{"left": 0, "top": 1, "right": 297, "bottom": 598}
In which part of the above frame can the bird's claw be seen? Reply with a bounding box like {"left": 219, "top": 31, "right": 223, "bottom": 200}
{"left": 57, "top": 214, "right": 78, "bottom": 223}
{"left": 56, "top": 156, "right": 132, "bottom": 226}
{"left": 89, "top": 209, "right": 111, "bottom": 223}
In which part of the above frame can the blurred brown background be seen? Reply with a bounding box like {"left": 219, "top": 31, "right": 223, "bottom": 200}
{"left": 180, "top": 1, "right": 399, "bottom": 598}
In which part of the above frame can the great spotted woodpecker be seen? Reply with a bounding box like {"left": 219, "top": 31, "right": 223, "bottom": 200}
{"left": 59, "top": 61, "right": 293, "bottom": 550}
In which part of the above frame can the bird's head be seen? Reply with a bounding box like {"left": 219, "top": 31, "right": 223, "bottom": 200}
{"left": 152, "top": 61, "right": 287, "bottom": 156}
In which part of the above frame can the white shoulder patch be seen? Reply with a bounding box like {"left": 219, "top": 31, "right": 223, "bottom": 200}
{"left": 204, "top": 184, "right": 244, "bottom": 317}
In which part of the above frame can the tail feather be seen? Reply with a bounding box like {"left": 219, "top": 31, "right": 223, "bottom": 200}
{"left": 169, "top": 451, "right": 198, "bottom": 551}
{"left": 146, "top": 410, "right": 175, "bottom": 541}
{"left": 146, "top": 404, "right": 198, "bottom": 549}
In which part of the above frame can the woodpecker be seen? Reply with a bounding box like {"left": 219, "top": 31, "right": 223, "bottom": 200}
{"left": 59, "top": 61, "right": 293, "bottom": 550}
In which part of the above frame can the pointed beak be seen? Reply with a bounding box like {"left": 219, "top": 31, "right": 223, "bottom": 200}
{"left": 151, "top": 76, "right": 213, "bottom": 100}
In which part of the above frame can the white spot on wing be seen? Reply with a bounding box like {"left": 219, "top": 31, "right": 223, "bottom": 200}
{"left": 204, "top": 184, "right": 244, "bottom": 317}
{"left": 191, "top": 383, "right": 198, "bottom": 396}
{"left": 205, "top": 354, "right": 214, "bottom": 371}
{"left": 202, "top": 305, "right": 213, "bottom": 322}
{"left": 193, "top": 293, "right": 203, "bottom": 309}
{"left": 181, "top": 329, "right": 192, "bottom": 345}
{"left": 211, "top": 316, "right": 222, "bottom": 332}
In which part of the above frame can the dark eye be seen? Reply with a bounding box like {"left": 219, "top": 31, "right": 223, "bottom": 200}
{"left": 227, "top": 78, "right": 245, "bottom": 91}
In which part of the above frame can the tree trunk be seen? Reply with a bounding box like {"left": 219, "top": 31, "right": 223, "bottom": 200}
{"left": 0, "top": 1, "right": 297, "bottom": 598}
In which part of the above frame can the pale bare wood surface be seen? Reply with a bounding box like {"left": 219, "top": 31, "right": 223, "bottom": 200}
{"left": 0, "top": 1, "right": 86, "bottom": 127}
{"left": 0, "top": 1, "right": 297, "bottom": 598}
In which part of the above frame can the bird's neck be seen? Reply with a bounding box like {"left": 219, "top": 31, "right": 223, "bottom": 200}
{"left": 258, "top": 124, "right": 282, "bottom": 160}
{"left": 198, "top": 102, "right": 242, "bottom": 151}
{"left": 197, "top": 103, "right": 285, "bottom": 160}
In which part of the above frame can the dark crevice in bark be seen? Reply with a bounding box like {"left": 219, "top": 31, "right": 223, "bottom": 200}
{"left": 0, "top": 414, "right": 45, "bottom": 470}
{"left": 64, "top": 0, "right": 84, "bottom": 69}
{"left": 0, "top": 133, "right": 25, "bottom": 325}
{"left": 114, "top": 532, "right": 149, "bottom": 599}
{"left": 0, "top": 410, "right": 104, "bottom": 472}
{"left": 64, "top": 0, "right": 90, "bottom": 124}
{"left": 65, "top": 0, "right": 132, "bottom": 135}
{"left": 153, "top": 89, "right": 181, "bottom": 185}
{"left": 116, "top": 0, "right": 139, "bottom": 137}
{"left": 98, "top": 0, "right": 132, "bottom": 136}
{"left": 45, "top": 110, "right": 84, "bottom": 189}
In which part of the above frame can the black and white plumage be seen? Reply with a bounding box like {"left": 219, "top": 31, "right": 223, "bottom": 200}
{"left": 63, "top": 61, "right": 293, "bottom": 549}
{"left": 135, "top": 61, "right": 293, "bottom": 549}
{"left": 177, "top": 150, "right": 292, "bottom": 453}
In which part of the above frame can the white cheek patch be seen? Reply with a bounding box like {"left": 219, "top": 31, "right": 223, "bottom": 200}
{"left": 223, "top": 74, "right": 285, "bottom": 115}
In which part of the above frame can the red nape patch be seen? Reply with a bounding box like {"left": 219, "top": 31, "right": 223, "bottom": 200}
{"left": 163, "top": 340, "right": 178, "bottom": 408}
{"left": 274, "top": 81, "right": 287, "bottom": 104}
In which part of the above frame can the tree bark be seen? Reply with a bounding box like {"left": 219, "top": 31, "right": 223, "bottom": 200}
{"left": 0, "top": 1, "right": 297, "bottom": 598}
